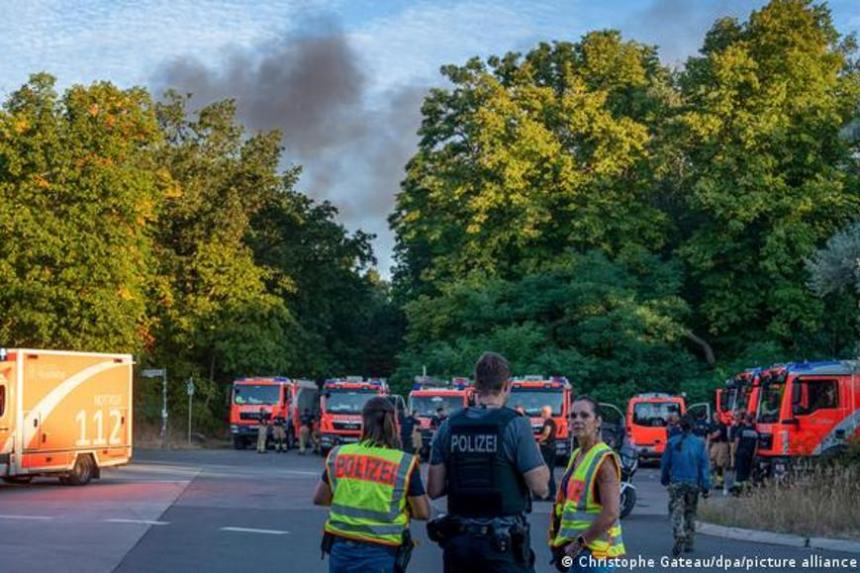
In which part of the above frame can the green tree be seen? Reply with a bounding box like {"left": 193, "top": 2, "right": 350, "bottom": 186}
{"left": 248, "top": 186, "right": 402, "bottom": 378}
{"left": 673, "top": 0, "right": 860, "bottom": 355}
{"left": 806, "top": 219, "right": 860, "bottom": 354}
{"left": 0, "top": 74, "right": 167, "bottom": 351}
{"left": 393, "top": 251, "right": 708, "bottom": 404}
{"left": 147, "top": 93, "right": 302, "bottom": 426}
{"left": 391, "top": 33, "right": 673, "bottom": 298}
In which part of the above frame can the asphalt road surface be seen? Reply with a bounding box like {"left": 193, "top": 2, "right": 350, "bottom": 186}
{"left": 0, "top": 448, "right": 857, "bottom": 573}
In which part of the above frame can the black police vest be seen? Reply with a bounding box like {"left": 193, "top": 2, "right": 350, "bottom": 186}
{"left": 446, "top": 406, "right": 529, "bottom": 517}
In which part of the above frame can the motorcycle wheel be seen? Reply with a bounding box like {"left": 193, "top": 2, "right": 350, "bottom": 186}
{"left": 620, "top": 485, "right": 637, "bottom": 519}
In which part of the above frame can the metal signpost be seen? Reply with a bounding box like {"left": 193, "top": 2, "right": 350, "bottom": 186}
{"left": 186, "top": 378, "right": 195, "bottom": 445}
{"left": 142, "top": 368, "right": 167, "bottom": 449}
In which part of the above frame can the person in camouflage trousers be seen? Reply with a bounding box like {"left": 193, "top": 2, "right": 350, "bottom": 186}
{"left": 668, "top": 483, "right": 700, "bottom": 550}
{"left": 661, "top": 415, "right": 710, "bottom": 556}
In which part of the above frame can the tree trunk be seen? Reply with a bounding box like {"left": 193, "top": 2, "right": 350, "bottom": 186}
{"left": 684, "top": 330, "right": 716, "bottom": 367}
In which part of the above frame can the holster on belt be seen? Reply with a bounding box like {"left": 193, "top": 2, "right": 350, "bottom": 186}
{"left": 320, "top": 531, "right": 335, "bottom": 559}
{"left": 394, "top": 529, "right": 414, "bottom": 573}
{"left": 509, "top": 521, "right": 532, "bottom": 564}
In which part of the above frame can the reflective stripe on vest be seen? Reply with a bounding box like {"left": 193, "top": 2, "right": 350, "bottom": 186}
{"left": 551, "top": 442, "right": 626, "bottom": 558}
{"left": 324, "top": 442, "right": 416, "bottom": 546}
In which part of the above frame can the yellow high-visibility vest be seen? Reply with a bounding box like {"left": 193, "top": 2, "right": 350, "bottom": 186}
{"left": 550, "top": 442, "right": 626, "bottom": 558}
{"left": 324, "top": 441, "right": 417, "bottom": 546}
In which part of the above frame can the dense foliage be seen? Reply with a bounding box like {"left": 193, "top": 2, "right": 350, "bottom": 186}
{"left": 0, "top": 80, "right": 400, "bottom": 431}
{"left": 391, "top": 0, "right": 860, "bottom": 401}
{"left": 2, "top": 1, "right": 859, "bottom": 423}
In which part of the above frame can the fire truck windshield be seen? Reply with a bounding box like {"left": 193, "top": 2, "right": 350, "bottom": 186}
{"left": 233, "top": 385, "right": 280, "bottom": 405}
{"left": 719, "top": 388, "right": 734, "bottom": 411}
{"left": 325, "top": 389, "right": 376, "bottom": 414}
{"left": 410, "top": 396, "right": 465, "bottom": 417}
{"left": 736, "top": 385, "right": 752, "bottom": 412}
{"left": 633, "top": 402, "right": 680, "bottom": 426}
{"left": 509, "top": 389, "right": 563, "bottom": 416}
{"left": 758, "top": 381, "right": 785, "bottom": 423}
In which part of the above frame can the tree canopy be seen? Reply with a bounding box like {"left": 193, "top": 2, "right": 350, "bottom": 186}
{"left": 390, "top": 0, "right": 860, "bottom": 400}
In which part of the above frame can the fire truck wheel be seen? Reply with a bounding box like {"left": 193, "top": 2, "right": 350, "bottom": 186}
{"left": 2, "top": 476, "right": 33, "bottom": 485}
{"left": 233, "top": 436, "right": 247, "bottom": 450}
{"left": 64, "top": 454, "right": 95, "bottom": 486}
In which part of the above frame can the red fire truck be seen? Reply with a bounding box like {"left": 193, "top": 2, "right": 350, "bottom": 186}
{"left": 716, "top": 368, "right": 762, "bottom": 424}
{"left": 755, "top": 361, "right": 859, "bottom": 474}
{"left": 408, "top": 377, "right": 473, "bottom": 457}
{"left": 510, "top": 376, "right": 573, "bottom": 460}
{"left": 319, "top": 377, "right": 389, "bottom": 453}
{"left": 229, "top": 377, "right": 318, "bottom": 450}
{"left": 625, "top": 393, "right": 710, "bottom": 460}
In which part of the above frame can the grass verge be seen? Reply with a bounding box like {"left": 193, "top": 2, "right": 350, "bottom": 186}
{"left": 699, "top": 464, "right": 860, "bottom": 541}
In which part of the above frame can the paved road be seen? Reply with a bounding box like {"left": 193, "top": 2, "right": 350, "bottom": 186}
{"left": 0, "top": 448, "right": 857, "bottom": 572}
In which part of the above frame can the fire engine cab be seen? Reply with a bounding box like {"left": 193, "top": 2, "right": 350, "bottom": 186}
{"left": 716, "top": 368, "right": 762, "bottom": 424}
{"left": 626, "top": 393, "right": 709, "bottom": 460}
{"left": 510, "top": 376, "right": 573, "bottom": 460}
{"left": 408, "top": 377, "right": 473, "bottom": 457}
{"left": 229, "top": 377, "right": 318, "bottom": 450}
{"left": 320, "top": 377, "right": 389, "bottom": 453}
{"left": 755, "top": 361, "right": 859, "bottom": 474}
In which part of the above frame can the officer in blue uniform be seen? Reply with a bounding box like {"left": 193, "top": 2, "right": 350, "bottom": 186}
{"left": 427, "top": 351, "right": 550, "bottom": 573}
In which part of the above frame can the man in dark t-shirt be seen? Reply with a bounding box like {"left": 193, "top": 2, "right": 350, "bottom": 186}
{"left": 536, "top": 405, "right": 557, "bottom": 500}
{"left": 733, "top": 414, "right": 759, "bottom": 491}
{"left": 400, "top": 410, "right": 419, "bottom": 453}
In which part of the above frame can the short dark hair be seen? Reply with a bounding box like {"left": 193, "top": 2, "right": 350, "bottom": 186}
{"left": 474, "top": 351, "right": 511, "bottom": 394}
{"left": 680, "top": 414, "right": 694, "bottom": 432}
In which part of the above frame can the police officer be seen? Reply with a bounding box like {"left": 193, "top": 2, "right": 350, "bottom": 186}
{"left": 427, "top": 351, "right": 550, "bottom": 573}
{"left": 661, "top": 414, "right": 710, "bottom": 556}
{"left": 313, "top": 397, "right": 430, "bottom": 572}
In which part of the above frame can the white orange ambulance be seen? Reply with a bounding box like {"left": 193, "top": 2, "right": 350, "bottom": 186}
{"left": 0, "top": 348, "right": 133, "bottom": 485}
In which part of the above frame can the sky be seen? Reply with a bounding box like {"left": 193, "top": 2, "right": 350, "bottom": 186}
{"left": 2, "top": 0, "right": 859, "bottom": 277}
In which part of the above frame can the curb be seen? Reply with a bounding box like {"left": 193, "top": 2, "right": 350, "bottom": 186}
{"left": 696, "top": 521, "right": 860, "bottom": 555}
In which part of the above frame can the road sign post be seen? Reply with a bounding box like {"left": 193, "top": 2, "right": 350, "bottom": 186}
{"left": 186, "top": 378, "right": 195, "bottom": 445}
{"left": 142, "top": 368, "right": 167, "bottom": 449}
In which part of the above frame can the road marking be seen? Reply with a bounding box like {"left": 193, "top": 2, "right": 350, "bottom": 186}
{"left": 104, "top": 518, "right": 170, "bottom": 526}
{"left": 220, "top": 526, "right": 290, "bottom": 535}
{"left": 0, "top": 514, "right": 53, "bottom": 521}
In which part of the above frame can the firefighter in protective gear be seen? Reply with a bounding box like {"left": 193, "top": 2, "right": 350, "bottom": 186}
{"left": 256, "top": 408, "right": 269, "bottom": 453}
{"left": 550, "top": 396, "right": 625, "bottom": 573}
{"left": 427, "top": 351, "right": 550, "bottom": 573}
{"left": 313, "top": 397, "right": 430, "bottom": 573}
{"left": 272, "top": 416, "right": 288, "bottom": 452}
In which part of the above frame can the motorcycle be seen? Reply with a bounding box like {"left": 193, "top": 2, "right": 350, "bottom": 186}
{"left": 619, "top": 440, "right": 639, "bottom": 519}
{"left": 597, "top": 402, "right": 639, "bottom": 520}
